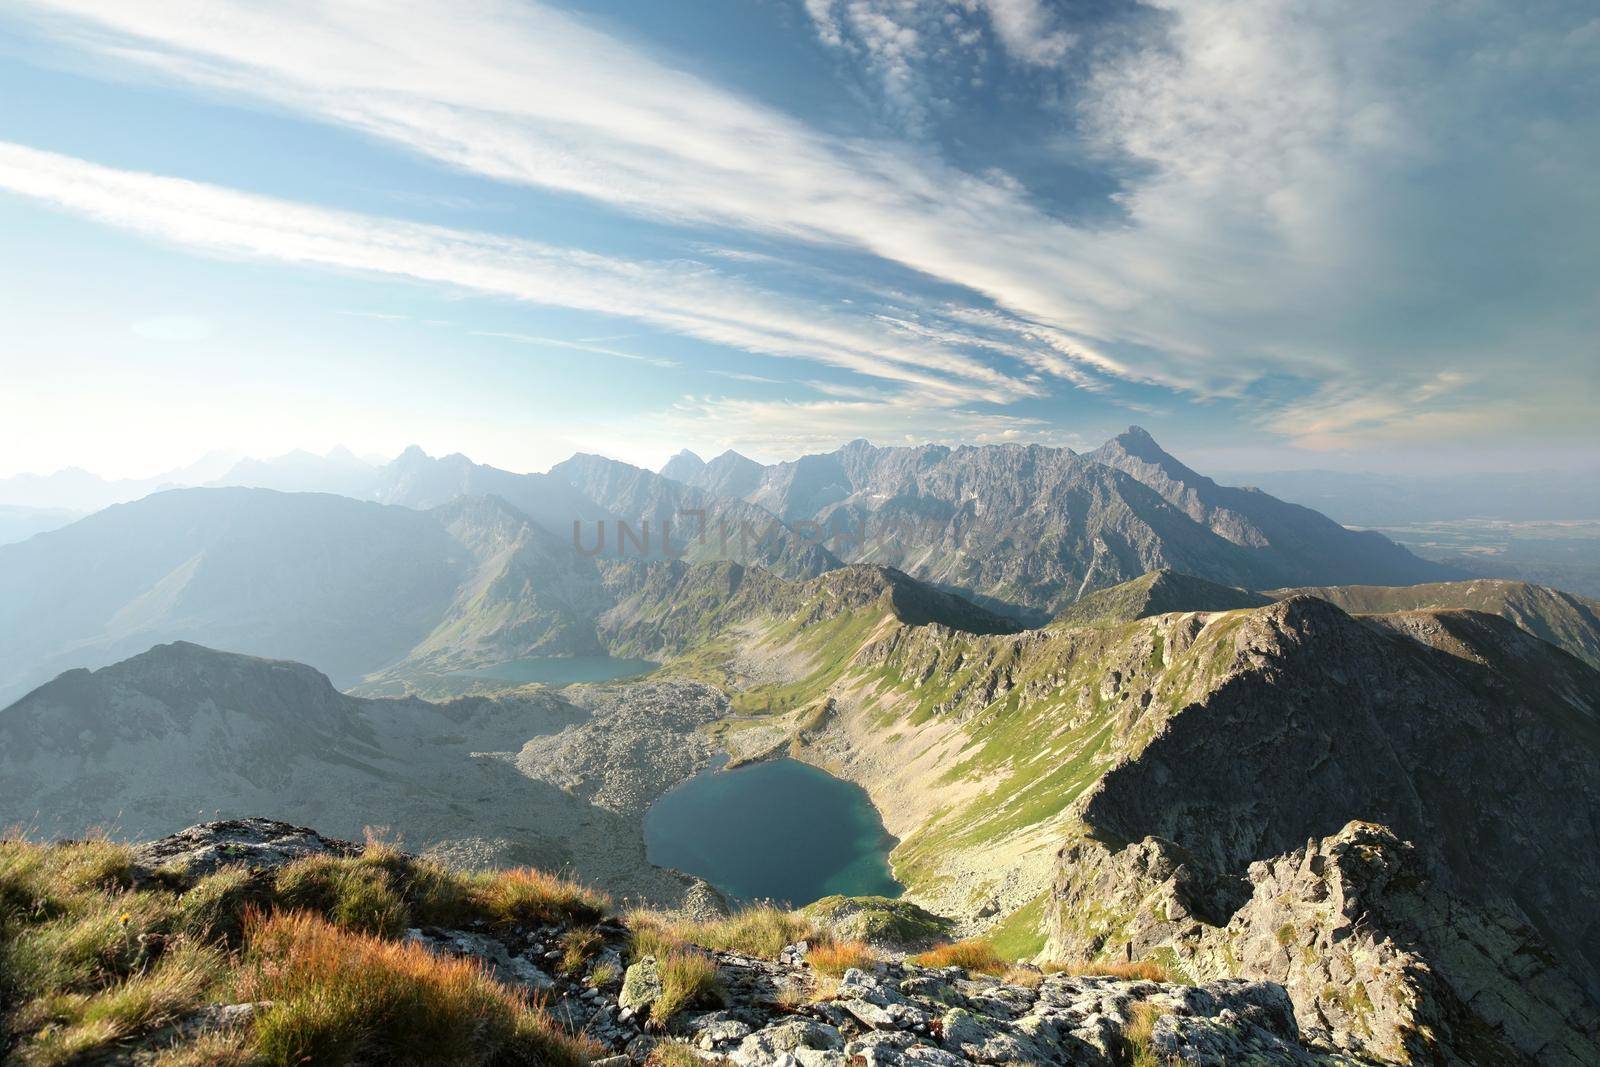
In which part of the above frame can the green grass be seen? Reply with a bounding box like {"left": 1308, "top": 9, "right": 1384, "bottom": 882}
{"left": 0, "top": 836, "right": 608, "bottom": 1066}
{"left": 987, "top": 893, "right": 1049, "bottom": 960}
{"left": 245, "top": 910, "right": 592, "bottom": 1066}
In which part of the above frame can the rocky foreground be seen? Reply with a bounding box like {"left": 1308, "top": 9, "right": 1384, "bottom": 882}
{"left": 93, "top": 819, "right": 1362, "bottom": 1066}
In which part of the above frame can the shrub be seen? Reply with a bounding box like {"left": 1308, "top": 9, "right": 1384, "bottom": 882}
{"left": 242, "top": 910, "right": 592, "bottom": 1067}
{"left": 807, "top": 939, "right": 874, "bottom": 977}
{"left": 909, "top": 940, "right": 1008, "bottom": 975}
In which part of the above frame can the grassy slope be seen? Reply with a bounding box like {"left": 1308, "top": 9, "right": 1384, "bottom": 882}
{"left": 653, "top": 578, "right": 1263, "bottom": 953}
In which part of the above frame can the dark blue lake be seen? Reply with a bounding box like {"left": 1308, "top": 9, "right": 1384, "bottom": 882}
{"left": 446, "top": 656, "right": 658, "bottom": 686}
{"left": 644, "top": 758, "right": 902, "bottom": 905}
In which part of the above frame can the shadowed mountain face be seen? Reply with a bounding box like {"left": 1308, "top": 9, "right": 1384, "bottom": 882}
{"left": 1271, "top": 577, "right": 1600, "bottom": 669}
{"left": 0, "top": 641, "right": 640, "bottom": 887}
{"left": 597, "top": 561, "right": 1020, "bottom": 659}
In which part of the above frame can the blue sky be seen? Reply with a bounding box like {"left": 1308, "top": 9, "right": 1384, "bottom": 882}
{"left": 0, "top": 0, "right": 1595, "bottom": 479}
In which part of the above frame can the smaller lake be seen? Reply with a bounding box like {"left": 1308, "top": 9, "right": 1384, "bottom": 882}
{"left": 446, "top": 656, "right": 658, "bottom": 686}
{"left": 644, "top": 758, "right": 902, "bottom": 906}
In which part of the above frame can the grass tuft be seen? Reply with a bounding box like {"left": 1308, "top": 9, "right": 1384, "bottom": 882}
{"left": 1046, "top": 958, "right": 1171, "bottom": 982}
{"left": 909, "top": 940, "right": 1008, "bottom": 975}
{"left": 242, "top": 910, "right": 593, "bottom": 1067}
{"left": 471, "top": 867, "right": 610, "bottom": 928}
{"left": 627, "top": 904, "right": 811, "bottom": 960}
{"left": 558, "top": 926, "right": 602, "bottom": 976}
{"left": 806, "top": 940, "right": 874, "bottom": 977}
{"left": 1124, "top": 999, "right": 1168, "bottom": 1067}
{"left": 650, "top": 948, "right": 723, "bottom": 1025}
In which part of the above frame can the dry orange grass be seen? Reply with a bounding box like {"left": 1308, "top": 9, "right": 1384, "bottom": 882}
{"left": 241, "top": 910, "right": 593, "bottom": 1066}
{"left": 806, "top": 939, "right": 874, "bottom": 977}
{"left": 1049, "top": 959, "right": 1171, "bottom": 982}
{"left": 908, "top": 940, "right": 1008, "bottom": 975}
{"left": 1001, "top": 964, "right": 1044, "bottom": 988}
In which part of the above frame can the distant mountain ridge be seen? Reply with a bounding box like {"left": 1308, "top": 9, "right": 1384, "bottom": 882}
{"left": 654, "top": 430, "right": 1456, "bottom": 614}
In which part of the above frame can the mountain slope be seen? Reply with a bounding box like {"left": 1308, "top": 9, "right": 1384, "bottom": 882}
{"left": 0, "top": 487, "right": 627, "bottom": 704}
{"left": 746, "top": 440, "right": 1281, "bottom": 617}
{"left": 1051, "top": 569, "right": 1271, "bottom": 628}
{"left": 597, "top": 561, "right": 1019, "bottom": 659}
{"left": 1270, "top": 577, "right": 1600, "bottom": 668}
{"left": 0, "top": 488, "right": 469, "bottom": 703}
{"left": 693, "top": 594, "right": 1600, "bottom": 1064}
{"left": 378, "top": 446, "right": 611, "bottom": 540}
{"left": 1089, "top": 426, "right": 1458, "bottom": 586}
{"left": 552, "top": 453, "right": 840, "bottom": 580}
{"left": 0, "top": 641, "right": 702, "bottom": 903}
{"left": 367, "top": 495, "right": 612, "bottom": 682}
{"left": 210, "top": 446, "right": 379, "bottom": 497}
{"left": 702, "top": 433, "right": 1452, "bottom": 618}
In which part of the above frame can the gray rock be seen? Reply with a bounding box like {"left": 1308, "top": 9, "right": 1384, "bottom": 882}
{"left": 733, "top": 1018, "right": 846, "bottom": 1066}
{"left": 619, "top": 956, "right": 664, "bottom": 1012}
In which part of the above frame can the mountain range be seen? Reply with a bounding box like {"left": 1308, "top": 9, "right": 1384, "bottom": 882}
{"left": 0, "top": 429, "right": 1464, "bottom": 703}
{"left": 5, "top": 560, "right": 1599, "bottom": 1063}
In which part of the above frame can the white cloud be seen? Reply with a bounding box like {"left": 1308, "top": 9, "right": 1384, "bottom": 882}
{"left": 976, "top": 0, "right": 1074, "bottom": 65}
{"left": 7, "top": 0, "right": 1599, "bottom": 452}
{"left": 0, "top": 140, "right": 1057, "bottom": 407}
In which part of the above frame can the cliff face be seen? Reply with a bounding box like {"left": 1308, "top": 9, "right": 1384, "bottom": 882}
{"left": 1040, "top": 599, "right": 1600, "bottom": 1064}
{"left": 711, "top": 586, "right": 1600, "bottom": 1065}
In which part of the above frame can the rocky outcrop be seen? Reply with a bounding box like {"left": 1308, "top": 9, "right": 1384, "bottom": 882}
{"left": 402, "top": 914, "right": 1354, "bottom": 1066}
{"left": 1036, "top": 599, "right": 1600, "bottom": 1065}
{"left": 88, "top": 819, "right": 1355, "bottom": 1066}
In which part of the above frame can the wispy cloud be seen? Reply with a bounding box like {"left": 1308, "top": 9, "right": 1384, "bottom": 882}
{"left": 7, "top": 0, "right": 1599, "bottom": 454}
{"left": 0, "top": 140, "right": 1056, "bottom": 408}
{"left": 3, "top": 0, "right": 1174, "bottom": 390}
{"left": 471, "top": 331, "right": 680, "bottom": 369}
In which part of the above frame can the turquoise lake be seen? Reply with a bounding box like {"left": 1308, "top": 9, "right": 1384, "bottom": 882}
{"left": 643, "top": 758, "right": 902, "bottom": 906}
{"left": 446, "top": 656, "right": 658, "bottom": 686}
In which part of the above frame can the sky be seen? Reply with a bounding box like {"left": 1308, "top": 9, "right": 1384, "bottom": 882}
{"left": 0, "top": 0, "right": 1596, "bottom": 479}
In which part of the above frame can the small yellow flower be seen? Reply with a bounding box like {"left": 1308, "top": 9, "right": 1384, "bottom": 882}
{"left": 118, "top": 913, "right": 131, "bottom": 926}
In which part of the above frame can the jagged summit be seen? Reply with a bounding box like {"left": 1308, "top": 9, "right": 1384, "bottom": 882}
{"left": 658, "top": 448, "right": 706, "bottom": 483}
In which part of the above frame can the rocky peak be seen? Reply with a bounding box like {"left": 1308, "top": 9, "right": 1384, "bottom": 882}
{"left": 658, "top": 448, "right": 706, "bottom": 483}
